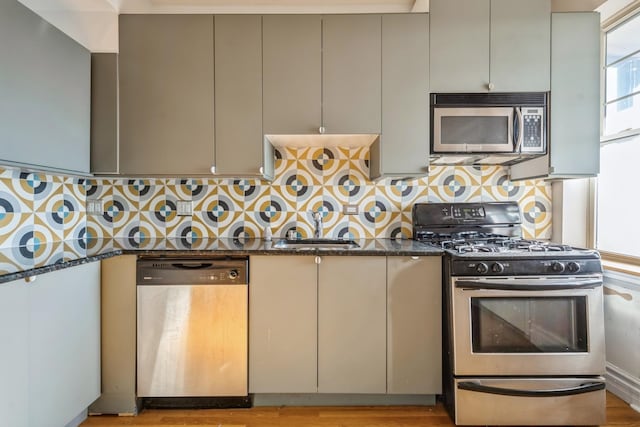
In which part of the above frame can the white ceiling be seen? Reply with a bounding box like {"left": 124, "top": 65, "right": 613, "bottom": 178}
{"left": 17, "top": 0, "right": 626, "bottom": 52}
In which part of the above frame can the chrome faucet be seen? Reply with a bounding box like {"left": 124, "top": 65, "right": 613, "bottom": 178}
{"left": 312, "top": 211, "right": 323, "bottom": 239}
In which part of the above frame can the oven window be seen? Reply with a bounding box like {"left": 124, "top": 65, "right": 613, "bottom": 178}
{"left": 471, "top": 297, "right": 588, "bottom": 353}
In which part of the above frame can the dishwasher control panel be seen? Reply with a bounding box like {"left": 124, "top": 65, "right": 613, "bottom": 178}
{"left": 137, "top": 258, "right": 248, "bottom": 285}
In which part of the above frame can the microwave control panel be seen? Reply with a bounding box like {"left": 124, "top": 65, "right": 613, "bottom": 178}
{"left": 520, "top": 107, "right": 545, "bottom": 153}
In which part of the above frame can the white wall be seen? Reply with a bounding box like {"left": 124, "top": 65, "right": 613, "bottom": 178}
{"left": 603, "top": 271, "right": 640, "bottom": 412}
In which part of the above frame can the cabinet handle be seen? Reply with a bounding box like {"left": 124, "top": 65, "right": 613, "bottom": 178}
{"left": 411, "top": 256, "right": 420, "bottom": 260}
{"left": 315, "top": 256, "right": 322, "bottom": 265}
{"left": 487, "top": 82, "right": 495, "bottom": 91}
{"left": 210, "top": 165, "right": 216, "bottom": 174}
{"left": 24, "top": 275, "right": 37, "bottom": 284}
{"left": 259, "top": 166, "right": 264, "bottom": 174}
{"left": 318, "top": 126, "right": 326, "bottom": 134}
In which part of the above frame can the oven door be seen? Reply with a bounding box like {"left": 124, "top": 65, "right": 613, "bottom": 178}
{"left": 451, "top": 276, "right": 605, "bottom": 376}
{"left": 432, "top": 107, "right": 516, "bottom": 153}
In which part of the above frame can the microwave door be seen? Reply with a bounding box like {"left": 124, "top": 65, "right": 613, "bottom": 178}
{"left": 433, "top": 107, "right": 514, "bottom": 153}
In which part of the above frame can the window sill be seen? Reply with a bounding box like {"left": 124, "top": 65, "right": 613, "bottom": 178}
{"left": 602, "top": 259, "right": 640, "bottom": 278}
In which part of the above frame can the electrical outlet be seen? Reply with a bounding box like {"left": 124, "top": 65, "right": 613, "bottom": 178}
{"left": 343, "top": 204, "right": 359, "bottom": 215}
{"left": 86, "top": 199, "right": 103, "bottom": 216}
{"left": 176, "top": 200, "right": 193, "bottom": 216}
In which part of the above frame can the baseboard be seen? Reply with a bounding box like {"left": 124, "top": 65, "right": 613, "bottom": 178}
{"left": 252, "top": 394, "right": 436, "bottom": 407}
{"left": 606, "top": 362, "right": 640, "bottom": 413}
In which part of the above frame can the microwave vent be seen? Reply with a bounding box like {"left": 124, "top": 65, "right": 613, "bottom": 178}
{"left": 432, "top": 92, "right": 547, "bottom": 106}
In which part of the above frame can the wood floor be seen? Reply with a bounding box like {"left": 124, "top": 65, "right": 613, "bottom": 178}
{"left": 81, "top": 392, "right": 640, "bottom": 427}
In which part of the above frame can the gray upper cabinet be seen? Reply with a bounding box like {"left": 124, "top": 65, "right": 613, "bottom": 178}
{"left": 262, "top": 15, "right": 322, "bottom": 135}
{"left": 323, "top": 15, "right": 382, "bottom": 134}
{"left": 215, "top": 15, "right": 273, "bottom": 179}
{"left": 318, "top": 256, "right": 387, "bottom": 393}
{"left": 510, "top": 12, "right": 600, "bottom": 180}
{"left": 119, "top": 15, "right": 215, "bottom": 176}
{"left": 0, "top": 0, "right": 90, "bottom": 174}
{"left": 490, "top": 0, "right": 550, "bottom": 92}
{"left": 371, "top": 14, "right": 429, "bottom": 179}
{"left": 91, "top": 53, "right": 119, "bottom": 174}
{"left": 430, "top": 0, "right": 489, "bottom": 92}
{"left": 430, "top": 0, "right": 550, "bottom": 93}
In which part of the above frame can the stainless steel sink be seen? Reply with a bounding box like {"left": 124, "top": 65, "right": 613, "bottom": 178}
{"left": 272, "top": 238, "right": 360, "bottom": 250}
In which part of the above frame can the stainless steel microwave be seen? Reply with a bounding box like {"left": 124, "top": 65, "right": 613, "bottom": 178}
{"left": 430, "top": 93, "right": 548, "bottom": 161}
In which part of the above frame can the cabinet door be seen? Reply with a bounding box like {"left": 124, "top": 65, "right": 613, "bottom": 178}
{"left": 323, "top": 15, "right": 381, "bottom": 134}
{"left": 215, "top": 15, "right": 264, "bottom": 176}
{"left": 119, "top": 15, "right": 214, "bottom": 175}
{"left": 372, "top": 14, "right": 429, "bottom": 179}
{"left": 429, "top": 0, "right": 490, "bottom": 92}
{"left": 249, "top": 256, "right": 317, "bottom": 393}
{"left": 88, "top": 255, "right": 138, "bottom": 415}
{"left": 318, "top": 256, "right": 386, "bottom": 393}
{"left": 548, "top": 12, "right": 600, "bottom": 176}
{"left": 0, "top": 0, "right": 90, "bottom": 174}
{"left": 509, "top": 12, "right": 600, "bottom": 180}
{"left": 28, "top": 262, "right": 101, "bottom": 427}
{"left": 91, "top": 53, "right": 119, "bottom": 174}
{"left": 263, "top": 15, "right": 322, "bottom": 135}
{"left": 490, "top": 0, "right": 550, "bottom": 92}
{"left": 387, "top": 257, "right": 442, "bottom": 394}
{"left": 0, "top": 280, "right": 29, "bottom": 427}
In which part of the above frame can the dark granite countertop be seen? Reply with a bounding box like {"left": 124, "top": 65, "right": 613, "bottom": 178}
{"left": 0, "top": 237, "right": 443, "bottom": 284}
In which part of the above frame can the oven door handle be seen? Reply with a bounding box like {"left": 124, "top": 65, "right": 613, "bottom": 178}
{"left": 455, "top": 279, "right": 602, "bottom": 291}
{"left": 458, "top": 380, "right": 605, "bottom": 397}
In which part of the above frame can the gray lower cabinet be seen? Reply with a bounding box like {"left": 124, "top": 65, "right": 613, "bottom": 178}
{"left": 118, "top": 15, "right": 215, "bottom": 176}
{"left": 249, "top": 256, "right": 318, "bottom": 393}
{"left": 318, "top": 256, "right": 387, "bottom": 393}
{"left": 214, "top": 15, "right": 274, "bottom": 179}
{"left": 430, "top": 0, "right": 550, "bottom": 93}
{"left": 323, "top": 15, "right": 382, "bottom": 134}
{"left": 0, "top": 280, "right": 29, "bottom": 427}
{"left": 510, "top": 12, "right": 600, "bottom": 180}
{"left": 249, "top": 254, "right": 442, "bottom": 395}
{"left": 89, "top": 255, "right": 138, "bottom": 415}
{"left": 0, "top": 263, "right": 101, "bottom": 427}
{"left": 0, "top": 0, "right": 90, "bottom": 174}
{"left": 370, "top": 13, "right": 430, "bottom": 179}
{"left": 387, "top": 256, "right": 442, "bottom": 394}
{"left": 262, "top": 15, "right": 322, "bottom": 135}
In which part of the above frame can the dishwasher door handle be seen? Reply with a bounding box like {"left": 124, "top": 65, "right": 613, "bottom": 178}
{"left": 171, "top": 263, "right": 213, "bottom": 270}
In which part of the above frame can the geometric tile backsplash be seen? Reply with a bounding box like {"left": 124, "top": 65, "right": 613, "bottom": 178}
{"left": 0, "top": 146, "right": 552, "bottom": 249}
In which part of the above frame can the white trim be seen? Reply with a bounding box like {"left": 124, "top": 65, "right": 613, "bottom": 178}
{"left": 604, "top": 269, "right": 640, "bottom": 289}
{"left": 606, "top": 362, "right": 640, "bottom": 412}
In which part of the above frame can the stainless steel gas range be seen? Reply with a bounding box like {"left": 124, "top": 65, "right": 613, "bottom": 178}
{"left": 413, "top": 201, "right": 606, "bottom": 426}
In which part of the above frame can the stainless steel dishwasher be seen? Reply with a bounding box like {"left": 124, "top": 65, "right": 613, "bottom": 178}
{"left": 136, "top": 257, "right": 248, "bottom": 401}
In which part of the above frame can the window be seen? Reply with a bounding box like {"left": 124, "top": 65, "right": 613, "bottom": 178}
{"left": 597, "top": 11, "right": 640, "bottom": 261}
{"left": 604, "top": 12, "right": 640, "bottom": 135}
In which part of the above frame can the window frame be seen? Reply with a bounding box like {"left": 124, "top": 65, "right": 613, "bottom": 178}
{"left": 594, "top": 5, "right": 640, "bottom": 274}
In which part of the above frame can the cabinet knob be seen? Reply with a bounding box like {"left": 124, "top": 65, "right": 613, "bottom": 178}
{"left": 24, "top": 275, "right": 37, "bottom": 284}
{"left": 318, "top": 126, "right": 326, "bottom": 134}
{"left": 210, "top": 165, "right": 216, "bottom": 174}
{"left": 315, "top": 256, "right": 322, "bottom": 265}
{"left": 487, "top": 82, "right": 495, "bottom": 91}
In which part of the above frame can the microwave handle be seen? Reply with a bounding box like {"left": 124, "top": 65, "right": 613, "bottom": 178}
{"left": 514, "top": 107, "right": 524, "bottom": 152}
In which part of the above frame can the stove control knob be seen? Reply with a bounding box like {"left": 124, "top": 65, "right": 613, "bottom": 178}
{"left": 551, "top": 262, "right": 565, "bottom": 273}
{"left": 567, "top": 262, "right": 581, "bottom": 273}
{"left": 228, "top": 269, "right": 239, "bottom": 280}
{"left": 491, "top": 262, "right": 505, "bottom": 273}
{"left": 475, "top": 263, "right": 489, "bottom": 274}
